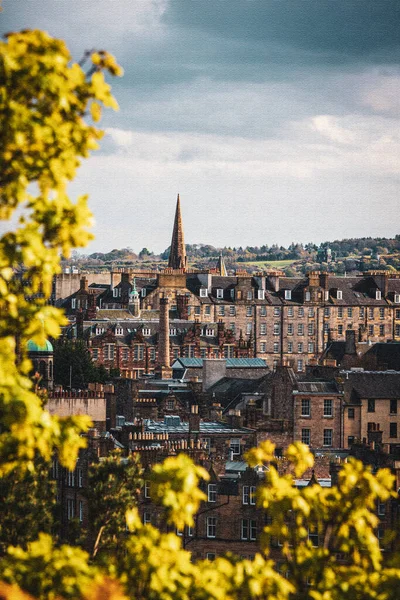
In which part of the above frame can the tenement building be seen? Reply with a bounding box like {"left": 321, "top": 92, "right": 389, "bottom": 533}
{"left": 54, "top": 196, "right": 400, "bottom": 376}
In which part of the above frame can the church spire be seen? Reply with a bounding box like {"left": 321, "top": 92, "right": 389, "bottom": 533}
{"left": 168, "top": 194, "right": 187, "bottom": 270}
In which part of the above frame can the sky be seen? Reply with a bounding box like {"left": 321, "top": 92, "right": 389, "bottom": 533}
{"left": 2, "top": 0, "right": 400, "bottom": 254}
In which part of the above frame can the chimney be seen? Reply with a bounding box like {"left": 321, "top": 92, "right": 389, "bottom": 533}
{"left": 80, "top": 277, "right": 89, "bottom": 292}
{"left": 76, "top": 309, "right": 84, "bottom": 339}
{"left": 86, "top": 294, "right": 97, "bottom": 320}
{"left": 345, "top": 329, "right": 356, "bottom": 355}
{"left": 158, "top": 296, "right": 170, "bottom": 368}
{"left": 176, "top": 294, "right": 189, "bottom": 320}
{"left": 189, "top": 404, "right": 200, "bottom": 432}
{"left": 307, "top": 271, "right": 320, "bottom": 288}
{"left": 319, "top": 272, "right": 330, "bottom": 290}
{"left": 267, "top": 272, "right": 280, "bottom": 293}
{"left": 217, "top": 320, "right": 225, "bottom": 345}
{"left": 329, "top": 460, "right": 341, "bottom": 487}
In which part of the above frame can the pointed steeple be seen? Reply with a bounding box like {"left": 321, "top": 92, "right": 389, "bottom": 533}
{"left": 168, "top": 194, "right": 187, "bottom": 270}
{"left": 216, "top": 253, "right": 227, "bottom": 277}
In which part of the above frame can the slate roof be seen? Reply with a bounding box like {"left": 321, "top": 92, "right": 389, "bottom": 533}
{"left": 295, "top": 381, "right": 340, "bottom": 394}
{"left": 363, "top": 342, "right": 400, "bottom": 370}
{"left": 172, "top": 357, "right": 267, "bottom": 369}
{"left": 342, "top": 371, "right": 400, "bottom": 401}
{"left": 137, "top": 418, "right": 255, "bottom": 435}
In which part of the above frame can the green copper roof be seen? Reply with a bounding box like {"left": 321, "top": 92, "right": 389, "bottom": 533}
{"left": 27, "top": 339, "right": 54, "bottom": 353}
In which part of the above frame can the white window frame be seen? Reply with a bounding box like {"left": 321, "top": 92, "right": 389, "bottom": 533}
{"left": 71, "top": 298, "right": 76, "bottom": 309}
{"left": 324, "top": 399, "right": 333, "bottom": 417}
{"left": 207, "top": 516, "right": 216, "bottom": 538}
{"left": 230, "top": 439, "right": 241, "bottom": 456}
{"left": 216, "top": 289, "right": 223, "bottom": 299}
{"left": 376, "top": 290, "right": 382, "bottom": 300}
{"left": 200, "top": 288, "right": 208, "bottom": 297}
{"left": 258, "top": 290, "right": 265, "bottom": 300}
{"left": 208, "top": 483, "right": 217, "bottom": 503}
{"left": 337, "top": 290, "right": 342, "bottom": 299}
{"left": 142, "top": 328, "right": 151, "bottom": 336}
{"left": 284, "top": 289, "right": 292, "bottom": 300}
{"left": 323, "top": 429, "right": 333, "bottom": 447}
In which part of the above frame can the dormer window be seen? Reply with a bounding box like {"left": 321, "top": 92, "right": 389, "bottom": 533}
{"left": 395, "top": 294, "right": 400, "bottom": 304}
{"left": 113, "top": 288, "right": 118, "bottom": 298}
{"left": 141, "top": 288, "right": 146, "bottom": 297}
{"left": 170, "top": 328, "right": 177, "bottom": 335}
{"left": 142, "top": 328, "right": 151, "bottom": 336}
{"left": 95, "top": 327, "right": 105, "bottom": 335}
{"left": 284, "top": 289, "right": 292, "bottom": 300}
{"left": 115, "top": 327, "right": 124, "bottom": 336}
{"left": 71, "top": 298, "right": 76, "bottom": 309}
{"left": 324, "top": 290, "right": 329, "bottom": 301}
{"left": 200, "top": 288, "right": 208, "bottom": 297}
{"left": 257, "top": 290, "right": 265, "bottom": 300}
{"left": 305, "top": 291, "right": 311, "bottom": 302}
{"left": 230, "top": 289, "right": 235, "bottom": 299}
{"left": 337, "top": 290, "right": 342, "bottom": 300}
{"left": 216, "top": 288, "right": 223, "bottom": 299}
{"left": 376, "top": 290, "right": 382, "bottom": 300}
{"left": 206, "top": 328, "right": 214, "bottom": 337}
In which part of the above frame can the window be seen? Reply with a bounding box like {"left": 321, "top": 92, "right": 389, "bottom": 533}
{"left": 378, "top": 501, "right": 386, "bottom": 517}
{"left": 395, "top": 294, "right": 400, "bottom": 304}
{"left": 260, "top": 323, "right": 267, "bottom": 335}
{"left": 287, "top": 342, "right": 293, "bottom": 353}
{"left": 348, "top": 436, "right": 355, "bottom": 446}
{"left": 194, "top": 306, "right": 201, "bottom": 315}
{"left": 149, "top": 348, "right": 156, "bottom": 361}
{"left": 205, "top": 305, "right": 211, "bottom": 315}
{"left": 260, "top": 306, "right": 267, "bottom": 316}
{"left": 305, "top": 291, "right": 311, "bottom": 301}
{"left": 143, "top": 512, "right": 151, "bottom": 525}
{"left": 347, "top": 307, "right": 353, "bottom": 318}
{"left": 206, "top": 553, "right": 216, "bottom": 561}
{"left": 216, "top": 289, "right": 223, "bottom": 299}
{"left": 284, "top": 290, "right": 292, "bottom": 300}
{"left": 308, "top": 342, "right": 314, "bottom": 353}
{"left": 348, "top": 407, "right": 355, "bottom": 419}
{"left": 338, "top": 307, "right": 343, "bottom": 318}
{"left": 79, "top": 500, "right": 84, "bottom": 523}
{"left": 379, "top": 324, "right": 385, "bottom": 336}
{"left": 298, "top": 307, "right": 304, "bottom": 317}
{"left": 229, "top": 305, "right": 235, "bottom": 316}
{"left": 77, "top": 468, "right": 83, "bottom": 488}
{"left": 297, "top": 359, "right": 303, "bottom": 372}
{"left": 338, "top": 325, "right": 343, "bottom": 336}
{"left": 246, "top": 323, "right": 252, "bottom": 335}
{"left": 247, "top": 291, "right": 253, "bottom": 300}
{"left": 287, "top": 323, "right": 294, "bottom": 335}
{"left": 324, "top": 307, "right": 330, "bottom": 317}
{"left": 176, "top": 527, "right": 183, "bottom": 536}
{"left": 396, "top": 325, "right": 400, "bottom": 337}
{"left": 167, "top": 399, "right": 174, "bottom": 410}
{"left": 323, "top": 429, "right": 333, "bottom": 446}
{"left": 170, "top": 328, "right": 177, "bottom": 336}
{"left": 142, "top": 328, "right": 151, "bottom": 336}
{"left": 298, "top": 342, "right": 303, "bottom": 353}
{"left": 95, "top": 327, "right": 105, "bottom": 336}
{"left": 121, "top": 348, "right": 128, "bottom": 361}
{"left": 369, "top": 307, "right": 374, "bottom": 319}
{"left": 302, "top": 429, "right": 310, "bottom": 445}
{"left": 308, "top": 526, "right": 319, "bottom": 547}
{"left": 230, "top": 439, "right": 241, "bottom": 456}
{"left": 390, "top": 399, "right": 397, "bottom": 414}
{"left": 359, "top": 307, "right": 365, "bottom": 319}
{"left": 390, "top": 423, "right": 397, "bottom": 438}
{"left": 144, "top": 480, "right": 151, "bottom": 498}
{"left": 187, "top": 526, "right": 194, "bottom": 537}
{"left": 258, "top": 290, "right": 265, "bottom": 300}
{"left": 368, "top": 399, "right": 375, "bottom": 413}
{"left": 308, "top": 323, "right": 314, "bottom": 335}
{"left": 218, "top": 306, "right": 225, "bottom": 316}
{"left": 71, "top": 298, "right": 76, "bottom": 309}
{"left": 246, "top": 306, "right": 252, "bottom": 317}
{"left": 92, "top": 348, "right": 99, "bottom": 360}
{"left": 273, "top": 342, "right": 279, "bottom": 354}
{"left": 67, "top": 470, "right": 75, "bottom": 487}
{"left": 241, "top": 519, "right": 257, "bottom": 541}
{"left": 337, "top": 290, "right": 342, "bottom": 299}
{"left": 308, "top": 307, "right": 314, "bottom": 317}
{"left": 273, "top": 359, "right": 279, "bottom": 370}
{"left": 243, "top": 485, "right": 249, "bottom": 505}
{"left": 379, "top": 307, "right": 385, "bottom": 320}
{"left": 200, "top": 288, "right": 208, "bottom": 297}
{"left": 301, "top": 399, "right": 310, "bottom": 417}
{"left": 376, "top": 290, "right": 381, "bottom": 300}
{"left": 115, "top": 327, "right": 123, "bottom": 336}
{"left": 368, "top": 325, "right": 374, "bottom": 336}
{"left": 134, "top": 345, "right": 144, "bottom": 361}
{"left": 288, "top": 307, "right": 294, "bottom": 317}
{"left": 230, "top": 323, "right": 236, "bottom": 334}
{"left": 324, "top": 399, "right": 333, "bottom": 417}
{"left": 273, "top": 323, "right": 280, "bottom": 336}
{"left": 113, "top": 288, "right": 118, "bottom": 298}
{"left": 200, "top": 348, "right": 207, "bottom": 358}
{"left": 206, "top": 328, "right": 214, "bottom": 337}
{"left": 67, "top": 499, "right": 75, "bottom": 520}
{"left": 230, "top": 289, "right": 235, "bottom": 299}
{"left": 274, "top": 307, "right": 280, "bottom": 316}
{"left": 207, "top": 517, "right": 216, "bottom": 538}
{"left": 260, "top": 342, "right": 266, "bottom": 353}
{"left": 298, "top": 324, "right": 304, "bottom": 335}
{"left": 208, "top": 483, "right": 217, "bottom": 503}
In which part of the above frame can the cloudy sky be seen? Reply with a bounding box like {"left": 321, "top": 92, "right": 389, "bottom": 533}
{"left": 2, "top": 1, "right": 400, "bottom": 254}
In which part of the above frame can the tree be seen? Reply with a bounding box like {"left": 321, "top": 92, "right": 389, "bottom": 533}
{"left": 53, "top": 340, "right": 98, "bottom": 389}
{"left": 2, "top": 29, "right": 400, "bottom": 600}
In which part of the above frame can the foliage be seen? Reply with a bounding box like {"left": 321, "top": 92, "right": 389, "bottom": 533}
{"left": 85, "top": 452, "right": 142, "bottom": 559}
{"left": 53, "top": 339, "right": 110, "bottom": 389}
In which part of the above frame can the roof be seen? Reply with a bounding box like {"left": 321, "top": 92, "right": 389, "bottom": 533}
{"left": 343, "top": 371, "right": 400, "bottom": 401}
{"left": 27, "top": 339, "right": 54, "bottom": 353}
{"left": 296, "top": 381, "right": 340, "bottom": 394}
{"left": 172, "top": 357, "right": 267, "bottom": 369}
{"left": 138, "top": 418, "right": 254, "bottom": 435}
